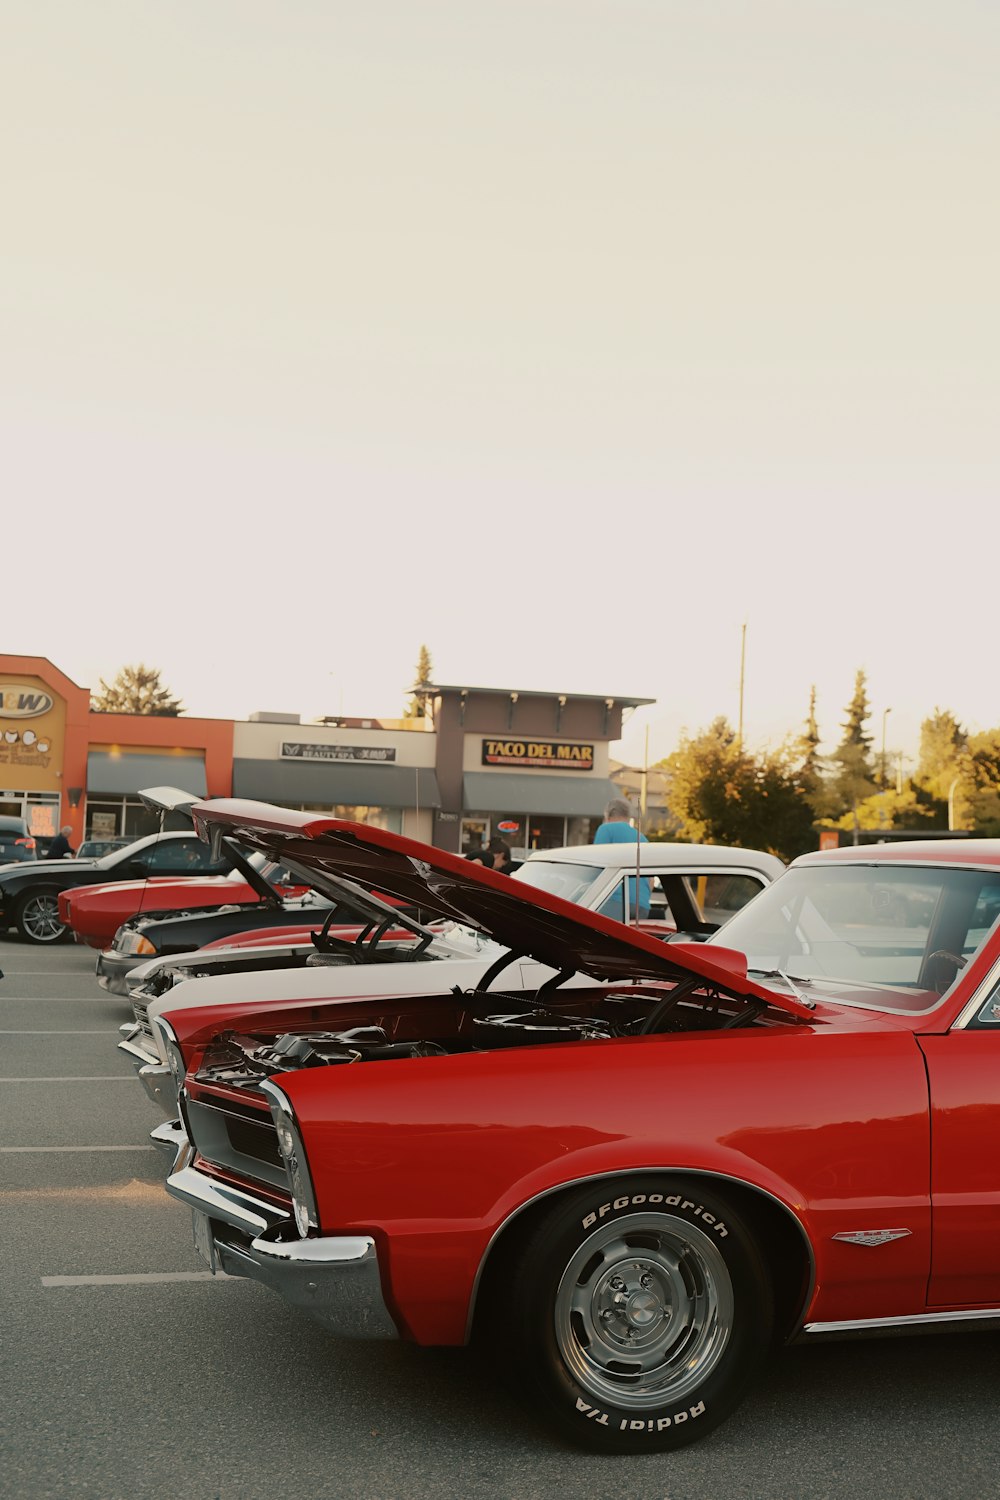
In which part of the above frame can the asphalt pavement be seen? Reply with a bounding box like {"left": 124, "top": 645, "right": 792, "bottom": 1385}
{"left": 2, "top": 937, "right": 999, "bottom": 1500}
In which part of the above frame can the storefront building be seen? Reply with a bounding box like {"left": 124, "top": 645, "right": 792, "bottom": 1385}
{"left": 231, "top": 713, "right": 439, "bottom": 843}
{"left": 419, "top": 684, "right": 654, "bottom": 856}
{"left": 0, "top": 656, "right": 233, "bottom": 847}
{"left": 0, "top": 657, "right": 653, "bottom": 855}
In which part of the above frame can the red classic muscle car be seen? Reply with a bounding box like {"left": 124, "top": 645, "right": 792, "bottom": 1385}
{"left": 58, "top": 850, "right": 309, "bottom": 949}
{"left": 156, "top": 803, "right": 1000, "bottom": 1454}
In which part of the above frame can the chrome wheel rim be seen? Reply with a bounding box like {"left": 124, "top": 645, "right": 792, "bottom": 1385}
{"left": 21, "top": 893, "right": 64, "bottom": 942}
{"left": 553, "top": 1212, "right": 733, "bottom": 1411}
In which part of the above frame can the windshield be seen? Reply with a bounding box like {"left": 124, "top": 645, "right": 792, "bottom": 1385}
{"left": 714, "top": 862, "right": 1000, "bottom": 1013}
{"left": 510, "top": 860, "right": 604, "bottom": 905}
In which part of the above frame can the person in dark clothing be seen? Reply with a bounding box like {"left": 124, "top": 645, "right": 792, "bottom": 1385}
{"left": 47, "top": 825, "right": 75, "bottom": 859}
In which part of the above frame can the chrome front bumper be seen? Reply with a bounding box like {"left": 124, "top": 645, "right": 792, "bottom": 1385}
{"left": 97, "top": 949, "right": 144, "bottom": 996}
{"left": 166, "top": 1163, "right": 399, "bottom": 1341}
{"left": 118, "top": 1023, "right": 178, "bottom": 1115}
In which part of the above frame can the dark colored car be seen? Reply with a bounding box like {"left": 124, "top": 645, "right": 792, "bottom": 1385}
{"left": 0, "top": 830, "right": 236, "bottom": 943}
{"left": 96, "top": 879, "right": 335, "bottom": 994}
{"left": 0, "top": 815, "right": 37, "bottom": 863}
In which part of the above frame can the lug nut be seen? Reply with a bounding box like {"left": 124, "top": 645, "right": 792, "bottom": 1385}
{"left": 609, "top": 1276, "right": 625, "bottom": 1291}
{"left": 640, "top": 1273, "right": 654, "bottom": 1290}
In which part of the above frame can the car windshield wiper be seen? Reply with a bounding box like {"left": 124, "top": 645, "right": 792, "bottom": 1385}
{"left": 748, "top": 969, "right": 816, "bottom": 1009}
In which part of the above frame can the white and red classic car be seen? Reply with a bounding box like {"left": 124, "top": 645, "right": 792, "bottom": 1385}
{"left": 152, "top": 802, "right": 1000, "bottom": 1453}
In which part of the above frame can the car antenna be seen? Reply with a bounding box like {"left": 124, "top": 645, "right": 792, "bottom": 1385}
{"left": 634, "top": 803, "right": 642, "bottom": 926}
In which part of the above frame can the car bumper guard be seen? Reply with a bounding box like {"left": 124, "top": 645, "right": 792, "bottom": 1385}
{"left": 166, "top": 1163, "right": 399, "bottom": 1341}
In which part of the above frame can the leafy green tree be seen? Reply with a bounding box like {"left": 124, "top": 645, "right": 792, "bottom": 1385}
{"left": 662, "top": 717, "right": 815, "bottom": 860}
{"left": 965, "top": 727, "right": 1000, "bottom": 833}
{"left": 404, "top": 644, "right": 434, "bottom": 720}
{"left": 90, "top": 664, "right": 184, "bottom": 716}
{"left": 914, "top": 709, "right": 968, "bottom": 800}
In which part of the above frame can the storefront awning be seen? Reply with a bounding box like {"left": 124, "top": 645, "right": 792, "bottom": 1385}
{"left": 233, "top": 758, "right": 441, "bottom": 809}
{"left": 87, "top": 751, "right": 207, "bottom": 798}
{"left": 463, "top": 772, "right": 618, "bottom": 817}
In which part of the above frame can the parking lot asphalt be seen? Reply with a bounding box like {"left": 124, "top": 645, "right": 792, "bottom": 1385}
{"left": 4, "top": 937, "right": 1000, "bottom": 1500}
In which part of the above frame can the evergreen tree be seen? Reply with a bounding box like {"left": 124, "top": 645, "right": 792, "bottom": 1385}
{"left": 827, "top": 670, "right": 878, "bottom": 832}
{"left": 404, "top": 645, "right": 434, "bottom": 720}
{"left": 90, "top": 664, "right": 184, "bottom": 716}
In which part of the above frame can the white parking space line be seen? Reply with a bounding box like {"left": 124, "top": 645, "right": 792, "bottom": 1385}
{"left": 0, "top": 1075, "right": 134, "bottom": 1082}
{"left": 0, "top": 1145, "right": 155, "bottom": 1153}
{"left": 0, "top": 1029, "right": 114, "bottom": 1035}
{"left": 42, "top": 1272, "right": 231, "bottom": 1286}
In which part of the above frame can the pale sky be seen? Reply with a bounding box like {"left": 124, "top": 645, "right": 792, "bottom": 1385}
{"left": 4, "top": 1, "right": 997, "bottom": 775}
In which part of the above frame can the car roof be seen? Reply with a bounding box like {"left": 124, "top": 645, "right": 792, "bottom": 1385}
{"left": 794, "top": 839, "right": 1000, "bottom": 869}
{"left": 0, "top": 815, "right": 28, "bottom": 831}
{"left": 522, "top": 842, "right": 784, "bottom": 877}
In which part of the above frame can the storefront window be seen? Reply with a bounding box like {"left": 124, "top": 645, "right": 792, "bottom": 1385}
{"left": 463, "top": 811, "right": 592, "bottom": 855}
{"left": 567, "top": 815, "right": 600, "bottom": 846}
{"left": 86, "top": 798, "right": 191, "bottom": 840}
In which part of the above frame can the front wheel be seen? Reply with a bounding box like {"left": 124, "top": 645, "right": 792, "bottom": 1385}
{"left": 502, "top": 1178, "right": 772, "bottom": 1453}
{"left": 16, "top": 888, "right": 67, "bottom": 944}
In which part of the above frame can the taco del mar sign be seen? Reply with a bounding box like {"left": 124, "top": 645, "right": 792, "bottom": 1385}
{"left": 482, "top": 738, "right": 594, "bottom": 770}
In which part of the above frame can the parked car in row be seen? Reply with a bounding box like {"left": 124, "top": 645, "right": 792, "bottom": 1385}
{"left": 0, "top": 828, "right": 236, "bottom": 943}
{"left": 0, "top": 814, "right": 36, "bottom": 863}
{"left": 62, "top": 847, "right": 312, "bottom": 953}
{"left": 144, "top": 804, "right": 1000, "bottom": 1455}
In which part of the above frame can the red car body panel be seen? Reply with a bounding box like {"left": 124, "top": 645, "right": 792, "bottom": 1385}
{"left": 59, "top": 874, "right": 308, "bottom": 948}
{"left": 164, "top": 810, "right": 1000, "bottom": 1359}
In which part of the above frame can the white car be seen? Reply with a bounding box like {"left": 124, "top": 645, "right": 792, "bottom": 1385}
{"left": 119, "top": 834, "right": 783, "bottom": 1124}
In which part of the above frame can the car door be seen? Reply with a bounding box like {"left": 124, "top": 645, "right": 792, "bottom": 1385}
{"left": 922, "top": 960, "right": 1000, "bottom": 1308}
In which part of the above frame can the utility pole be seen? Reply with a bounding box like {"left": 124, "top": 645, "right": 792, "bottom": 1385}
{"left": 737, "top": 622, "right": 747, "bottom": 749}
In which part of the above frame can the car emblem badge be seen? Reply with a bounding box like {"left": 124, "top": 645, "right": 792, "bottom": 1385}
{"left": 832, "top": 1229, "right": 912, "bottom": 1247}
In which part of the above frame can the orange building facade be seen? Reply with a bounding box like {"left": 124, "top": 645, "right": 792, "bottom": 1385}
{"left": 0, "top": 656, "right": 233, "bottom": 848}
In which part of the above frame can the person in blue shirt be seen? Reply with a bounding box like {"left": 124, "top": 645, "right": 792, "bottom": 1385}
{"left": 594, "top": 798, "right": 650, "bottom": 921}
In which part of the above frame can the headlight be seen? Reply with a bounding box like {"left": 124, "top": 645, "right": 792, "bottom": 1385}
{"left": 152, "top": 1015, "right": 186, "bottom": 1086}
{"left": 262, "top": 1081, "right": 318, "bottom": 1237}
{"left": 118, "top": 929, "right": 156, "bottom": 956}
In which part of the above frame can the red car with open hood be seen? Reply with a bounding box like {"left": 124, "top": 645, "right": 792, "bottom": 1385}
{"left": 153, "top": 802, "right": 1000, "bottom": 1454}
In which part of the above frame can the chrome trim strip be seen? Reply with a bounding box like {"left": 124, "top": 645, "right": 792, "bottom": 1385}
{"left": 150, "top": 1117, "right": 192, "bottom": 1172}
{"left": 118, "top": 1037, "right": 158, "bottom": 1067}
{"left": 803, "top": 1308, "right": 1000, "bottom": 1336}
{"left": 465, "top": 1166, "right": 816, "bottom": 1343}
{"left": 952, "top": 953, "right": 1000, "bottom": 1030}
{"left": 166, "top": 1162, "right": 289, "bottom": 1235}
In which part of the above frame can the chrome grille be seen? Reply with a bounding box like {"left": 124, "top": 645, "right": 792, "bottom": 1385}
{"left": 130, "top": 1000, "right": 153, "bottom": 1040}
{"left": 184, "top": 1095, "right": 287, "bottom": 1191}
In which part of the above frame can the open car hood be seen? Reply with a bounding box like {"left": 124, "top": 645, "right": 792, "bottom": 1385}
{"left": 136, "top": 786, "right": 282, "bottom": 906}
{"left": 189, "top": 800, "right": 811, "bottom": 1018}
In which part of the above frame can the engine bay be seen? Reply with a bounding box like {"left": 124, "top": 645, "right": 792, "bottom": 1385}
{"left": 193, "top": 980, "right": 780, "bottom": 1092}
